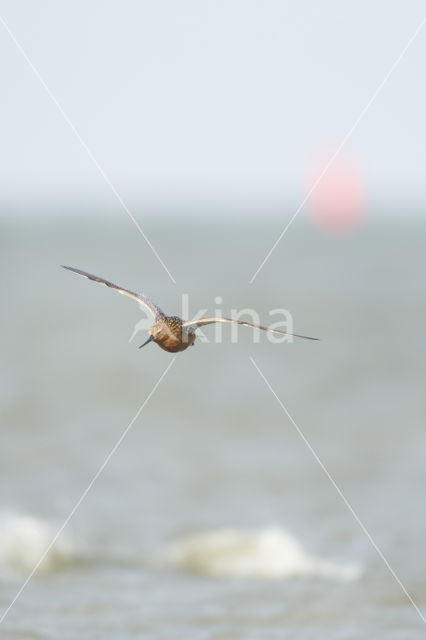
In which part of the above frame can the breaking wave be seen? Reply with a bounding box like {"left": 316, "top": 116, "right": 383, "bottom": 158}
{"left": 165, "top": 526, "right": 362, "bottom": 582}
{"left": 0, "top": 512, "right": 78, "bottom": 575}
{"left": 0, "top": 515, "right": 362, "bottom": 583}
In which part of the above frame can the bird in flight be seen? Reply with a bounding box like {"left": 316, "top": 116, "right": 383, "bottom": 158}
{"left": 62, "top": 266, "right": 318, "bottom": 353}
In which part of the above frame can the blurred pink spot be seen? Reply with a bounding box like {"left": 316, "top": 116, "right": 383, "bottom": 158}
{"left": 307, "top": 152, "right": 365, "bottom": 232}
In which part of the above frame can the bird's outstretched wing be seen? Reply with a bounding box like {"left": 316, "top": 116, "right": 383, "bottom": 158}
{"left": 62, "top": 266, "right": 164, "bottom": 318}
{"left": 182, "top": 317, "right": 319, "bottom": 340}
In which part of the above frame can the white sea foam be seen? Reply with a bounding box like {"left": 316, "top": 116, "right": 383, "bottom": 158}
{"left": 166, "top": 526, "right": 362, "bottom": 582}
{"left": 0, "top": 512, "right": 76, "bottom": 575}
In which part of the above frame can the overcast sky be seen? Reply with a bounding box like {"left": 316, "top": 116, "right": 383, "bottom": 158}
{"left": 0, "top": 1, "right": 425, "bottom": 216}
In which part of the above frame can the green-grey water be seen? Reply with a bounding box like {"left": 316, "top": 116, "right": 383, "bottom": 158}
{"left": 0, "top": 216, "right": 425, "bottom": 638}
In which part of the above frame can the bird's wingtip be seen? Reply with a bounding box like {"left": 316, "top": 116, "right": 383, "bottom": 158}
{"left": 294, "top": 333, "right": 320, "bottom": 341}
{"left": 61, "top": 265, "right": 81, "bottom": 275}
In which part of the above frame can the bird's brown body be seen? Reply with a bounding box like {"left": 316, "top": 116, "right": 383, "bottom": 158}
{"left": 150, "top": 316, "right": 196, "bottom": 352}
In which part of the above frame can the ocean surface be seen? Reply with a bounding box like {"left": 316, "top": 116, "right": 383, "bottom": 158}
{"left": 0, "top": 216, "right": 425, "bottom": 638}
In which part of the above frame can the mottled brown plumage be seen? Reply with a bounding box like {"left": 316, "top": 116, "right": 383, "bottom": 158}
{"left": 148, "top": 316, "right": 196, "bottom": 353}
{"left": 62, "top": 266, "right": 318, "bottom": 353}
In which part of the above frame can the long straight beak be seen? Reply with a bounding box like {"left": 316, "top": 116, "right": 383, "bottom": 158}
{"left": 139, "top": 335, "right": 154, "bottom": 349}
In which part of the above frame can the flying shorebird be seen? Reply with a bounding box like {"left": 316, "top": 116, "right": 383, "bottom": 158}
{"left": 62, "top": 266, "right": 318, "bottom": 353}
